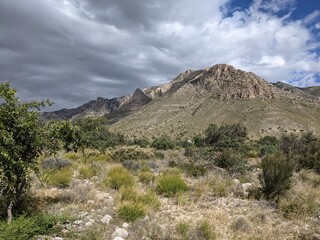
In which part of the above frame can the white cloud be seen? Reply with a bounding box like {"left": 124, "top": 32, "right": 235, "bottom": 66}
{"left": 0, "top": 0, "right": 319, "bottom": 109}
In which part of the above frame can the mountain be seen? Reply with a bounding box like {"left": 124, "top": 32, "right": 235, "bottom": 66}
{"left": 42, "top": 64, "right": 320, "bottom": 138}
{"left": 41, "top": 88, "right": 151, "bottom": 122}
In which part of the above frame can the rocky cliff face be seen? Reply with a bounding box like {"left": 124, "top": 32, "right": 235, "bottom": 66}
{"left": 42, "top": 64, "right": 320, "bottom": 130}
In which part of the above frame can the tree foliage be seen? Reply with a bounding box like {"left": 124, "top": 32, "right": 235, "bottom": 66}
{"left": 200, "top": 123, "right": 247, "bottom": 149}
{"left": 0, "top": 82, "right": 50, "bottom": 222}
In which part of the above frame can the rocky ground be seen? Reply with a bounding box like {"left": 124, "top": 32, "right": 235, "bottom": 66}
{"left": 32, "top": 148, "right": 320, "bottom": 240}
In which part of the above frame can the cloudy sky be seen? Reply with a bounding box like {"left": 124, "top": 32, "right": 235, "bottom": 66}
{"left": 0, "top": 0, "right": 319, "bottom": 110}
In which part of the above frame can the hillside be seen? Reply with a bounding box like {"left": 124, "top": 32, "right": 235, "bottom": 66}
{"left": 110, "top": 64, "right": 320, "bottom": 139}
{"left": 42, "top": 64, "right": 320, "bottom": 138}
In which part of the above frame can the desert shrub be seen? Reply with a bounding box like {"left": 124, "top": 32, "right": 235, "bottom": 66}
{"left": 78, "top": 164, "right": 97, "bottom": 179}
{"left": 138, "top": 191, "right": 161, "bottom": 209}
{"left": 230, "top": 217, "right": 252, "bottom": 233}
{"left": 209, "top": 175, "right": 233, "bottom": 197}
{"left": 43, "top": 167, "right": 73, "bottom": 187}
{"left": 132, "top": 137, "right": 151, "bottom": 148}
{"left": 184, "top": 147, "right": 210, "bottom": 160}
{"left": 204, "top": 123, "right": 247, "bottom": 150}
{"left": 278, "top": 191, "right": 320, "bottom": 219}
{"left": 122, "top": 160, "right": 141, "bottom": 171}
{"left": 0, "top": 215, "right": 40, "bottom": 240}
{"left": 256, "top": 135, "right": 279, "bottom": 157}
{"left": 177, "top": 222, "right": 190, "bottom": 239}
{"left": 299, "top": 170, "right": 320, "bottom": 188}
{"left": 193, "top": 134, "right": 206, "bottom": 147}
{"left": 41, "top": 158, "right": 72, "bottom": 170}
{"left": 104, "top": 166, "right": 134, "bottom": 190}
{"left": 156, "top": 174, "right": 189, "bottom": 197}
{"left": 151, "top": 135, "right": 176, "bottom": 150}
{"left": 118, "top": 202, "right": 146, "bottom": 222}
{"left": 154, "top": 150, "right": 165, "bottom": 159}
{"left": 0, "top": 213, "right": 66, "bottom": 240}
{"left": 120, "top": 187, "right": 160, "bottom": 209}
{"left": 107, "top": 146, "right": 155, "bottom": 162}
{"left": 279, "top": 133, "right": 300, "bottom": 154}
{"left": 259, "top": 152, "right": 295, "bottom": 200}
{"left": 138, "top": 171, "right": 155, "bottom": 184}
{"left": 62, "top": 151, "right": 80, "bottom": 161}
{"left": 181, "top": 163, "right": 207, "bottom": 178}
{"left": 214, "top": 149, "right": 248, "bottom": 175}
{"left": 191, "top": 220, "right": 216, "bottom": 240}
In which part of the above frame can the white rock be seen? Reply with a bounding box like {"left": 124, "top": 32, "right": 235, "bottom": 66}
{"left": 241, "top": 183, "right": 254, "bottom": 192}
{"left": 74, "top": 220, "right": 83, "bottom": 225}
{"left": 113, "top": 238, "right": 125, "bottom": 240}
{"left": 85, "top": 222, "right": 93, "bottom": 227}
{"left": 101, "top": 214, "right": 113, "bottom": 224}
{"left": 232, "top": 179, "right": 241, "bottom": 186}
{"left": 241, "top": 183, "right": 255, "bottom": 196}
{"left": 87, "top": 200, "right": 95, "bottom": 205}
{"left": 53, "top": 238, "right": 64, "bottom": 240}
{"left": 122, "top": 222, "right": 129, "bottom": 228}
{"left": 111, "top": 228, "right": 128, "bottom": 239}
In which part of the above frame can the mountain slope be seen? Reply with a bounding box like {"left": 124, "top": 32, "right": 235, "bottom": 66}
{"left": 42, "top": 64, "right": 320, "bottom": 138}
{"left": 109, "top": 64, "right": 320, "bottom": 139}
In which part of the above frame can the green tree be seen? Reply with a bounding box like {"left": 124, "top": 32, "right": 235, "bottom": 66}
{"left": 0, "top": 82, "right": 50, "bottom": 223}
{"left": 204, "top": 123, "right": 247, "bottom": 149}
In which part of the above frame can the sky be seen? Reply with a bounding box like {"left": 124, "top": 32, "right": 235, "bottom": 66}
{"left": 0, "top": 0, "right": 319, "bottom": 110}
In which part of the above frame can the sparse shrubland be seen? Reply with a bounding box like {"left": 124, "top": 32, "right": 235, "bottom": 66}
{"left": 1, "top": 84, "right": 320, "bottom": 239}
{"left": 156, "top": 174, "right": 189, "bottom": 197}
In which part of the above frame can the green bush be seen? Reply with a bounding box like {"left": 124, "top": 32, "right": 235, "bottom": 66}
{"left": 176, "top": 222, "right": 190, "bottom": 239}
{"left": 107, "top": 146, "right": 155, "bottom": 162}
{"left": 214, "top": 149, "right": 248, "bottom": 175}
{"left": 260, "top": 152, "right": 295, "bottom": 200}
{"left": 104, "top": 166, "right": 134, "bottom": 190}
{"left": 0, "top": 213, "right": 66, "bottom": 240}
{"left": 256, "top": 135, "right": 279, "bottom": 157}
{"left": 118, "top": 203, "right": 146, "bottom": 222}
{"left": 0, "top": 215, "right": 39, "bottom": 240}
{"left": 43, "top": 167, "right": 73, "bottom": 187}
{"left": 151, "top": 135, "right": 176, "bottom": 150}
{"left": 204, "top": 123, "right": 247, "bottom": 150}
{"left": 191, "top": 220, "right": 216, "bottom": 240}
{"left": 156, "top": 174, "right": 189, "bottom": 197}
{"left": 132, "top": 137, "right": 151, "bottom": 148}
{"left": 78, "top": 164, "right": 97, "bottom": 179}
{"left": 138, "top": 171, "right": 155, "bottom": 184}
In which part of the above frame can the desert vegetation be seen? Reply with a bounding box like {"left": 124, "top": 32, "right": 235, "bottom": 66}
{"left": 1, "top": 82, "right": 320, "bottom": 239}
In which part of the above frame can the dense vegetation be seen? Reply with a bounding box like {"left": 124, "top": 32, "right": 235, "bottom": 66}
{"left": 1, "top": 82, "right": 319, "bottom": 239}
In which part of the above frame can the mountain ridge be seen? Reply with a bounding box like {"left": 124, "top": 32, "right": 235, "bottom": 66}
{"left": 42, "top": 64, "right": 320, "bottom": 138}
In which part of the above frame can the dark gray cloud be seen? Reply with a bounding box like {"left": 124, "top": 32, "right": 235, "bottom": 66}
{"left": 0, "top": 0, "right": 319, "bottom": 110}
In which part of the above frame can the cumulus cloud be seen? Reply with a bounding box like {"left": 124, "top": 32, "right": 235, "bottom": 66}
{"left": 0, "top": 0, "right": 319, "bottom": 110}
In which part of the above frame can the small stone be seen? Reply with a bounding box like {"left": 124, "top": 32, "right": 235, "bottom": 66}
{"left": 87, "top": 200, "right": 95, "bottom": 205}
{"left": 101, "top": 214, "right": 113, "bottom": 224}
{"left": 113, "top": 238, "right": 125, "bottom": 240}
{"left": 122, "top": 222, "right": 129, "bottom": 229}
{"left": 111, "top": 228, "right": 128, "bottom": 239}
{"left": 232, "top": 179, "right": 241, "bottom": 186}
{"left": 85, "top": 222, "right": 93, "bottom": 227}
{"left": 74, "top": 220, "right": 83, "bottom": 225}
{"left": 143, "top": 215, "right": 149, "bottom": 221}
{"left": 79, "top": 211, "right": 89, "bottom": 218}
{"left": 53, "top": 238, "right": 64, "bottom": 240}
